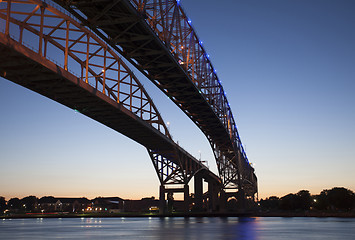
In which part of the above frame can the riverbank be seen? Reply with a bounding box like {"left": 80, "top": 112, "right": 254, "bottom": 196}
{"left": 1, "top": 212, "right": 252, "bottom": 219}
{"left": 257, "top": 210, "right": 355, "bottom": 218}
{"left": 2, "top": 211, "right": 355, "bottom": 219}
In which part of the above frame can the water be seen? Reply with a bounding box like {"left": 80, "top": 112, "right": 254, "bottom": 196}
{"left": 1, "top": 217, "right": 355, "bottom": 239}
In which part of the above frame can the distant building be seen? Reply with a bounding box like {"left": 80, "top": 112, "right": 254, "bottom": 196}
{"left": 123, "top": 197, "right": 185, "bottom": 212}
{"left": 38, "top": 196, "right": 57, "bottom": 212}
{"left": 91, "top": 197, "right": 125, "bottom": 213}
{"left": 123, "top": 197, "right": 159, "bottom": 212}
{"left": 38, "top": 197, "right": 90, "bottom": 213}
{"left": 6, "top": 195, "right": 187, "bottom": 214}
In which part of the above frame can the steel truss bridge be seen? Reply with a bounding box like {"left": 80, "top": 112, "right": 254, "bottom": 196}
{"left": 0, "top": 0, "right": 257, "bottom": 213}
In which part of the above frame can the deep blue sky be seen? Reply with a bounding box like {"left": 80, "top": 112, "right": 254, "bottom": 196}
{"left": 1, "top": 0, "right": 354, "bottom": 200}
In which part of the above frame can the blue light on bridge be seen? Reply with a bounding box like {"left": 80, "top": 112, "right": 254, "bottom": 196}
{"left": 176, "top": 0, "right": 180, "bottom": 5}
{"left": 188, "top": 19, "right": 192, "bottom": 24}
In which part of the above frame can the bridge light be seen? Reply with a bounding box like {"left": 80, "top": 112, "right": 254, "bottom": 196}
{"left": 188, "top": 19, "right": 192, "bottom": 24}
{"left": 199, "top": 41, "right": 203, "bottom": 45}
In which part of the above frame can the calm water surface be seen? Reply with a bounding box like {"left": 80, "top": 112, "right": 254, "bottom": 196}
{"left": 1, "top": 217, "right": 355, "bottom": 239}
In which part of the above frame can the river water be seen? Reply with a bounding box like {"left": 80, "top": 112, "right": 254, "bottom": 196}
{"left": 1, "top": 217, "right": 355, "bottom": 239}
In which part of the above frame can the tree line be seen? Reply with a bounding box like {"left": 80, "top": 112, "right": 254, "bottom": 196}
{"left": 259, "top": 187, "right": 355, "bottom": 212}
{"left": 0, "top": 196, "right": 51, "bottom": 213}
{"left": 1, "top": 187, "right": 355, "bottom": 213}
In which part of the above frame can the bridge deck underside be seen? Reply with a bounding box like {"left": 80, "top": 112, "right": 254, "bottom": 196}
{"left": 53, "top": 0, "right": 257, "bottom": 196}
{"left": 0, "top": 35, "right": 215, "bottom": 178}
{"left": 61, "top": 0, "right": 235, "bottom": 158}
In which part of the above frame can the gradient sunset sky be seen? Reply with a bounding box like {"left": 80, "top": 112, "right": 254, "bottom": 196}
{"left": 1, "top": 0, "right": 354, "bottom": 200}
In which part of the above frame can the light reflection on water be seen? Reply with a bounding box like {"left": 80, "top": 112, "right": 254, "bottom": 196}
{"left": 0, "top": 217, "right": 355, "bottom": 239}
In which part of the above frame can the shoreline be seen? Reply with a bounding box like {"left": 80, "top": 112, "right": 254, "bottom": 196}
{"left": 2, "top": 211, "right": 355, "bottom": 219}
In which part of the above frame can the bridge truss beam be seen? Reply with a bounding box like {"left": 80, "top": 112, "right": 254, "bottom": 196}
{"left": 53, "top": 0, "right": 257, "bottom": 199}
{"left": 0, "top": 0, "right": 221, "bottom": 210}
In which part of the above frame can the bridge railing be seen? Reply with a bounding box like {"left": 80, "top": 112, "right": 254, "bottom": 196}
{"left": 0, "top": 0, "right": 171, "bottom": 139}
{"left": 129, "top": 0, "right": 251, "bottom": 169}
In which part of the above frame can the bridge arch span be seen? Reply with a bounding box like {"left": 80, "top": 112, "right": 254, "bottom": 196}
{"left": 52, "top": 0, "right": 257, "bottom": 200}
{"left": 0, "top": 0, "right": 222, "bottom": 213}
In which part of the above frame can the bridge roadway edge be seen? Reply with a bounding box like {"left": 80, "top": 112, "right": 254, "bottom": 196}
{"left": 51, "top": 0, "right": 259, "bottom": 199}
{"left": 0, "top": 34, "right": 169, "bottom": 151}
{"left": 52, "top": 0, "right": 236, "bottom": 156}
{"left": 0, "top": 30, "right": 228, "bottom": 214}
{"left": 0, "top": 0, "right": 252, "bottom": 211}
{"left": 0, "top": 33, "right": 221, "bottom": 187}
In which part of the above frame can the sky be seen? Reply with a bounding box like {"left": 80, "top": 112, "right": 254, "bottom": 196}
{"left": 1, "top": 0, "right": 355, "bottom": 201}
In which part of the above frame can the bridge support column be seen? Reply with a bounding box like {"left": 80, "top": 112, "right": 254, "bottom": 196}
{"left": 184, "top": 184, "right": 190, "bottom": 213}
{"left": 237, "top": 188, "right": 246, "bottom": 212}
{"left": 219, "top": 189, "right": 226, "bottom": 213}
{"left": 208, "top": 182, "right": 219, "bottom": 212}
{"left": 194, "top": 172, "right": 203, "bottom": 212}
{"left": 159, "top": 185, "right": 166, "bottom": 214}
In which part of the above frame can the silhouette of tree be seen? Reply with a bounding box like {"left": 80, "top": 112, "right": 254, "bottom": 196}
{"left": 296, "top": 190, "right": 311, "bottom": 210}
{"left": 8, "top": 198, "right": 21, "bottom": 210}
{"left": 278, "top": 191, "right": 311, "bottom": 211}
{"left": 327, "top": 187, "right": 354, "bottom": 210}
{"left": 38, "top": 196, "right": 56, "bottom": 203}
{"left": 313, "top": 190, "right": 329, "bottom": 210}
{"left": 279, "top": 193, "right": 299, "bottom": 210}
{"left": 0, "top": 197, "right": 6, "bottom": 212}
{"left": 21, "top": 196, "right": 38, "bottom": 212}
{"left": 260, "top": 196, "right": 279, "bottom": 210}
{"left": 312, "top": 187, "right": 354, "bottom": 211}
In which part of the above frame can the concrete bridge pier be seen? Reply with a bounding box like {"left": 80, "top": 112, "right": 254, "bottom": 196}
{"left": 183, "top": 184, "right": 190, "bottom": 213}
{"left": 159, "top": 185, "right": 166, "bottom": 214}
{"left": 208, "top": 182, "right": 220, "bottom": 212}
{"left": 194, "top": 172, "right": 226, "bottom": 213}
{"left": 237, "top": 188, "right": 246, "bottom": 211}
{"left": 159, "top": 184, "right": 190, "bottom": 214}
{"left": 219, "top": 189, "right": 226, "bottom": 213}
{"left": 194, "top": 172, "right": 204, "bottom": 211}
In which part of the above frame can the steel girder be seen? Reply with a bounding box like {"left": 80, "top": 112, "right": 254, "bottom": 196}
{"left": 52, "top": 0, "right": 257, "bottom": 196}
{"left": 0, "top": 0, "right": 219, "bottom": 188}
{"left": 148, "top": 147, "right": 208, "bottom": 185}
{"left": 0, "top": 0, "right": 169, "bottom": 137}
